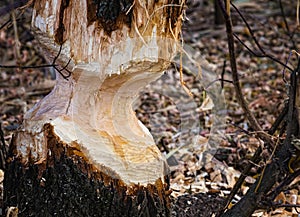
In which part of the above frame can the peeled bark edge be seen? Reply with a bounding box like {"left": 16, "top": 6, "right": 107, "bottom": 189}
{"left": 4, "top": 124, "right": 171, "bottom": 216}
{"left": 4, "top": 0, "right": 186, "bottom": 216}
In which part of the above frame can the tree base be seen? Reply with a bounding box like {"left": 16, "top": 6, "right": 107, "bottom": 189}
{"left": 4, "top": 125, "right": 171, "bottom": 217}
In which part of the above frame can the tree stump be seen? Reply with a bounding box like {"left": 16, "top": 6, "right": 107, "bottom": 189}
{"left": 4, "top": 0, "right": 186, "bottom": 216}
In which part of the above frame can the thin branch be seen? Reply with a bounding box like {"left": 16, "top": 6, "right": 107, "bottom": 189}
{"left": 278, "top": 0, "right": 297, "bottom": 49}
{"left": 52, "top": 44, "right": 62, "bottom": 65}
{"left": 221, "top": 146, "right": 262, "bottom": 212}
{"left": 221, "top": 60, "right": 226, "bottom": 88}
{"left": 205, "top": 78, "right": 233, "bottom": 89}
{"left": 0, "top": 19, "right": 11, "bottom": 30}
{"left": 0, "top": 64, "right": 55, "bottom": 69}
{"left": 11, "top": 7, "right": 21, "bottom": 60}
{"left": 51, "top": 45, "right": 72, "bottom": 79}
{"left": 218, "top": 0, "right": 272, "bottom": 145}
{"left": 218, "top": 1, "right": 300, "bottom": 216}
{"left": 0, "top": 44, "right": 72, "bottom": 79}
{"left": 266, "top": 168, "right": 300, "bottom": 202}
{"left": 259, "top": 201, "right": 300, "bottom": 211}
{"left": 282, "top": 51, "right": 294, "bottom": 84}
{"left": 286, "top": 60, "right": 299, "bottom": 139}
{"left": 229, "top": 122, "right": 251, "bottom": 135}
{"left": 0, "top": 123, "right": 7, "bottom": 170}
{"left": 60, "top": 59, "right": 71, "bottom": 71}
{"left": 279, "top": 0, "right": 291, "bottom": 37}
{"left": 231, "top": 2, "right": 294, "bottom": 72}
{"left": 230, "top": 3, "right": 264, "bottom": 54}
{"left": 268, "top": 102, "right": 288, "bottom": 135}
{"left": 221, "top": 54, "right": 300, "bottom": 217}
{"left": 225, "top": 3, "right": 262, "bottom": 134}
{"left": 233, "top": 33, "right": 294, "bottom": 72}
{"left": 220, "top": 101, "right": 288, "bottom": 214}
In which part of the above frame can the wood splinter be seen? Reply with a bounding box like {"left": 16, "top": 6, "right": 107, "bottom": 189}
{"left": 4, "top": 0, "right": 186, "bottom": 216}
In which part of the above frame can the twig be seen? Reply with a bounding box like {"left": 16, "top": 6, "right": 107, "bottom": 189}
{"left": 0, "top": 123, "right": 7, "bottom": 170}
{"left": 221, "top": 55, "right": 300, "bottom": 217}
{"left": 255, "top": 136, "right": 280, "bottom": 193}
{"left": 221, "top": 60, "right": 226, "bottom": 88}
{"left": 51, "top": 45, "right": 72, "bottom": 79}
{"left": 278, "top": 0, "right": 297, "bottom": 49}
{"left": 217, "top": 0, "right": 281, "bottom": 211}
{"left": 0, "top": 19, "right": 11, "bottom": 30}
{"left": 233, "top": 33, "right": 294, "bottom": 72}
{"left": 0, "top": 64, "right": 56, "bottom": 69}
{"left": 266, "top": 168, "right": 300, "bottom": 202}
{"left": 11, "top": 4, "right": 21, "bottom": 60}
{"left": 220, "top": 102, "right": 287, "bottom": 214}
{"left": 259, "top": 201, "right": 300, "bottom": 211}
{"left": 231, "top": 2, "right": 294, "bottom": 72}
{"left": 285, "top": 61, "right": 299, "bottom": 139}
{"left": 282, "top": 51, "right": 294, "bottom": 84}
{"left": 218, "top": 1, "right": 300, "bottom": 216}
{"left": 219, "top": 0, "right": 272, "bottom": 145}
{"left": 268, "top": 102, "right": 288, "bottom": 135}
{"left": 205, "top": 78, "right": 233, "bottom": 89}
{"left": 18, "top": 0, "right": 35, "bottom": 10}
{"left": 219, "top": 87, "right": 288, "bottom": 214}
{"left": 220, "top": 145, "right": 262, "bottom": 213}
{"left": 224, "top": 1, "right": 262, "bottom": 133}
{"left": 0, "top": 44, "right": 72, "bottom": 79}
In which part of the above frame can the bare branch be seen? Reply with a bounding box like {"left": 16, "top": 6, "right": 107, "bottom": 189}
{"left": 231, "top": 2, "right": 294, "bottom": 72}
{"left": 233, "top": 33, "right": 294, "bottom": 72}
{"left": 266, "top": 168, "right": 300, "bottom": 202}
{"left": 278, "top": 0, "right": 297, "bottom": 49}
{"left": 217, "top": 0, "right": 272, "bottom": 145}
{"left": 0, "top": 44, "right": 72, "bottom": 79}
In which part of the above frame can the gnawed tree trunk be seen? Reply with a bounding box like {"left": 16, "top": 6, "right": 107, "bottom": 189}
{"left": 4, "top": 0, "right": 185, "bottom": 216}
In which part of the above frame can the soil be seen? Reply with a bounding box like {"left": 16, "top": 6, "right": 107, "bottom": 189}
{"left": 0, "top": 0, "right": 300, "bottom": 216}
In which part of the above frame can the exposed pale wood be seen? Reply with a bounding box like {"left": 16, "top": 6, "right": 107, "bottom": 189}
{"left": 13, "top": 0, "right": 185, "bottom": 185}
{"left": 4, "top": 1, "right": 185, "bottom": 216}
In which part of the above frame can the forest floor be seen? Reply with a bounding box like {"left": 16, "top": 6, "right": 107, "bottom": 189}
{"left": 0, "top": 0, "right": 300, "bottom": 216}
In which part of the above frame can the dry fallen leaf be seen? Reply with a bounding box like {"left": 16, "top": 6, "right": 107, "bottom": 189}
{"left": 197, "top": 95, "right": 214, "bottom": 112}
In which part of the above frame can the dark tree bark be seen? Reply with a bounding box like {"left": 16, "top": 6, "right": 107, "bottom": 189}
{"left": 3, "top": 0, "right": 186, "bottom": 216}
{"left": 4, "top": 125, "right": 171, "bottom": 217}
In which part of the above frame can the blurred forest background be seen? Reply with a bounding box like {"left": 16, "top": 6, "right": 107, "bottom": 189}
{"left": 0, "top": 0, "right": 300, "bottom": 216}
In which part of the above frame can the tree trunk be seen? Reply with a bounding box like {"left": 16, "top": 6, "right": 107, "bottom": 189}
{"left": 4, "top": 0, "right": 185, "bottom": 216}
